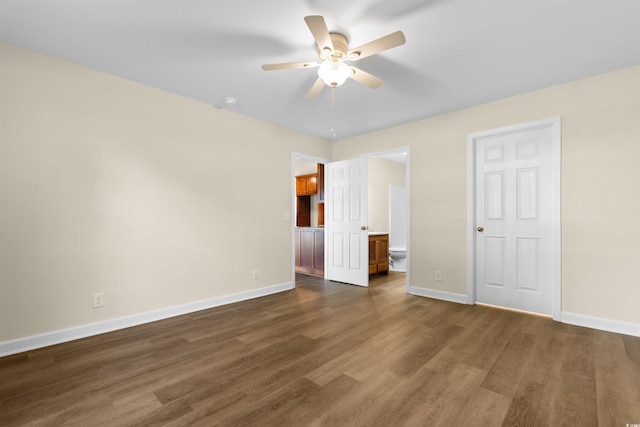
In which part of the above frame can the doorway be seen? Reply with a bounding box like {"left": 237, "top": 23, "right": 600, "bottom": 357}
{"left": 293, "top": 155, "right": 328, "bottom": 280}
{"left": 466, "top": 118, "right": 561, "bottom": 319}
{"left": 367, "top": 149, "right": 410, "bottom": 292}
{"left": 292, "top": 148, "right": 410, "bottom": 293}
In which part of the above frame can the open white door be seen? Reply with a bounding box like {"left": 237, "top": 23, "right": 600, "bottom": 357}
{"left": 326, "top": 158, "right": 369, "bottom": 287}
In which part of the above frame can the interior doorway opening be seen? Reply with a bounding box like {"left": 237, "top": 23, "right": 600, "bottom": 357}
{"left": 292, "top": 148, "right": 410, "bottom": 293}
{"left": 366, "top": 148, "right": 410, "bottom": 292}
{"left": 293, "top": 157, "right": 326, "bottom": 278}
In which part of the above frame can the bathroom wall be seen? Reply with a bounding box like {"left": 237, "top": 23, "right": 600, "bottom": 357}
{"left": 389, "top": 185, "right": 408, "bottom": 249}
{"left": 368, "top": 158, "right": 406, "bottom": 233}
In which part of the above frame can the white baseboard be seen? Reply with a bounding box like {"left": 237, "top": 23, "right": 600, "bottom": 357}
{"left": 408, "top": 286, "right": 469, "bottom": 305}
{"left": 561, "top": 311, "right": 640, "bottom": 338}
{"left": 408, "top": 288, "right": 640, "bottom": 338}
{"left": 0, "top": 282, "right": 294, "bottom": 357}
{"left": 4, "top": 283, "right": 636, "bottom": 357}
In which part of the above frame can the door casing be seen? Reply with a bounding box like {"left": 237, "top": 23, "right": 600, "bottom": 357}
{"left": 466, "top": 117, "right": 562, "bottom": 320}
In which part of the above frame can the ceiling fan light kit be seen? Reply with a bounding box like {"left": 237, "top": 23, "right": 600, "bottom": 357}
{"left": 262, "top": 15, "right": 406, "bottom": 99}
{"left": 318, "top": 60, "right": 352, "bottom": 87}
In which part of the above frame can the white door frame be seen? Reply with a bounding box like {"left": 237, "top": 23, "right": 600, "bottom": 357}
{"left": 466, "top": 118, "right": 562, "bottom": 320}
{"left": 365, "top": 147, "right": 411, "bottom": 293}
{"left": 291, "top": 153, "right": 330, "bottom": 286}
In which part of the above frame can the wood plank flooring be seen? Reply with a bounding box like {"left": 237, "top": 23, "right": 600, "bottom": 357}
{"left": 1, "top": 273, "right": 639, "bottom": 426}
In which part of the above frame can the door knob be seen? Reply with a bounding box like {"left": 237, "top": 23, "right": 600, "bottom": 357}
{"left": 477, "top": 226, "right": 484, "bottom": 232}
{"left": 361, "top": 226, "right": 368, "bottom": 230}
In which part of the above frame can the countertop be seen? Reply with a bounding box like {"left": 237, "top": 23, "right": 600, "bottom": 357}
{"left": 296, "top": 228, "right": 386, "bottom": 235}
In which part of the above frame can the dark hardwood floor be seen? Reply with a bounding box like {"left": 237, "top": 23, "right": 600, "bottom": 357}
{"left": 1, "top": 273, "right": 639, "bottom": 426}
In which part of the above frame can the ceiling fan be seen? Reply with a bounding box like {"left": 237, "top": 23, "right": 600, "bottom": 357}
{"left": 261, "top": 16, "right": 406, "bottom": 101}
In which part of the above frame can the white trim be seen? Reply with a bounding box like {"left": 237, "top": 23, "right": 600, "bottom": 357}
{"left": 0, "top": 282, "right": 293, "bottom": 357}
{"left": 404, "top": 148, "right": 411, "bottom": 293}
{"left": 409, "top": 286, "right": 468, "bottom": 305}
{"left": 561, "top": 312, "right": 640, "bottom": 338}
{"left": 550, "top": 119, "right": 562, "bottom": 320}
{"left": 466, "top": 134, "right": 476, "bottom": 305}
{"left": 466, "top": 117, "right": 562, "bottom": 320}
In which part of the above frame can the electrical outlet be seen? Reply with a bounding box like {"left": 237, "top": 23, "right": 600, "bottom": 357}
{"left": 252, "top": 269, "right": 260, "bottom": 280}
{"left": 435, "top": 270, "right": 442, "bottom": 281}
{"left": 93, "top": 292, "right": 104, "bottom": 308}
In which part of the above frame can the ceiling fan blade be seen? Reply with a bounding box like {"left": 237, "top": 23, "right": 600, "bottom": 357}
{"left": 347, "top": 31, "right": 406, "bottom": 61}
{"left": 304, "top": 15, "right": 335, "bottom": 54}
{"left": 306, "top": 77, "right": 325, "bottom": 98}
{"left": 261, "top": 61, "right": 318, "bottom": 71}
{"left": 350, "top": 67, "right": 383, "bottom": 89}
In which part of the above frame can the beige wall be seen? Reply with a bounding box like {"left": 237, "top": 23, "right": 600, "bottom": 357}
{"left": 368, "top": 158, "right": 406, "bottom": 233}
{"left": 333, "top": 65, "right": 640, "bottom": 326}
{"left": 0, "top": 43, "right": 330, "bottom": 341}
{"left": 294, "top": 159, "right": 318, "bottom": 176}
{"left": 1, "top": 41, "right": 638, "bottom": 344}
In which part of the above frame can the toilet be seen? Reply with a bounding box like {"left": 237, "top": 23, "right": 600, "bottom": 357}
{"left": 389, "top": 245, "right": 407, "bottom": 272}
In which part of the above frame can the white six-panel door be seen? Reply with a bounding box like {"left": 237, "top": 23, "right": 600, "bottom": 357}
{"left": 475, "top": 125, "right": 555, "bottom": 315}
{"left": 326, "top": 158, "right": 369, "bottom": 287}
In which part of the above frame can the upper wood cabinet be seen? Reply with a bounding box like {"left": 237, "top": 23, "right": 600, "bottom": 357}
{"left": 296, "top": 174, "right": 317, "bottom": 196}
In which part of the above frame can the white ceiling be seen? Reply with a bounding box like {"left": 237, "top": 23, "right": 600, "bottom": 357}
{"left": 2, "top": 0, "right": 639, "bottom": 141}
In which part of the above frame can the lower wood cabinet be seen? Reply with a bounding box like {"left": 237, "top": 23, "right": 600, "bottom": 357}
{"left": 369, "top": 234, "right": 389, "bottom": 275}
{"left": 295, "top": 230, "right": 387, "bottom": 277}
{"left": 295, "top": 228, "right": 324, "bottom": 276}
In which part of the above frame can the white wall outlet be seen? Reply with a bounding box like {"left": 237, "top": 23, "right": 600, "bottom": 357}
{"left": 435, "top": 270, "right": 442, "bottom": 281}
{"left": 458, "top": 209, "right": 467, "bottom": 220}
{"left": 283, "top": 211, "right": 291, "bottom": 221}
{"left": 93, "top": 292, "right": 104, "bottom": 308}
{"left": 252, "top": 269, "right": 260, "bottom": 280}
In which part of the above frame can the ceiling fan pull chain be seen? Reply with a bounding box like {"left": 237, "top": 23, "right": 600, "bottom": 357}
{"left": 330, "top": 88, "right": 337, "bottom": 140}
{"left": 331, "top": 86, "right": 336, "bottom": 108}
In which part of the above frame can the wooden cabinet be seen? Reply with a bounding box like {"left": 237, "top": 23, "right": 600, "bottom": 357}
{"left": 295, "top": 165, "right": 324, "bottom": 227}
{"left": 295, "top": 166, "right": 325, "bottom": 227}
{"left": 317, "top": 164, "right": 325, "bottom": 202}
{"left": 295, "top": 228, "right": 324, "bottom": 276}
{"left": 296, "top": 174, "right": 317, "bottom": 196}
{"left": 296, "top": 196, "right": 311, "bottom": 227}
{"left": 317, "top": 202, "right": 324, "bottom": 228}
{"left": 317, "top": 164, "right": 325, "bottom": 227}
{"left": 369, "top": 234, "right": 389, "bottom": 275}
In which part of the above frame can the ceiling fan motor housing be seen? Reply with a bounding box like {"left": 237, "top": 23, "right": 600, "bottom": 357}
{"left": 320, "top": 33, "right": 349, "bottom": 60}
